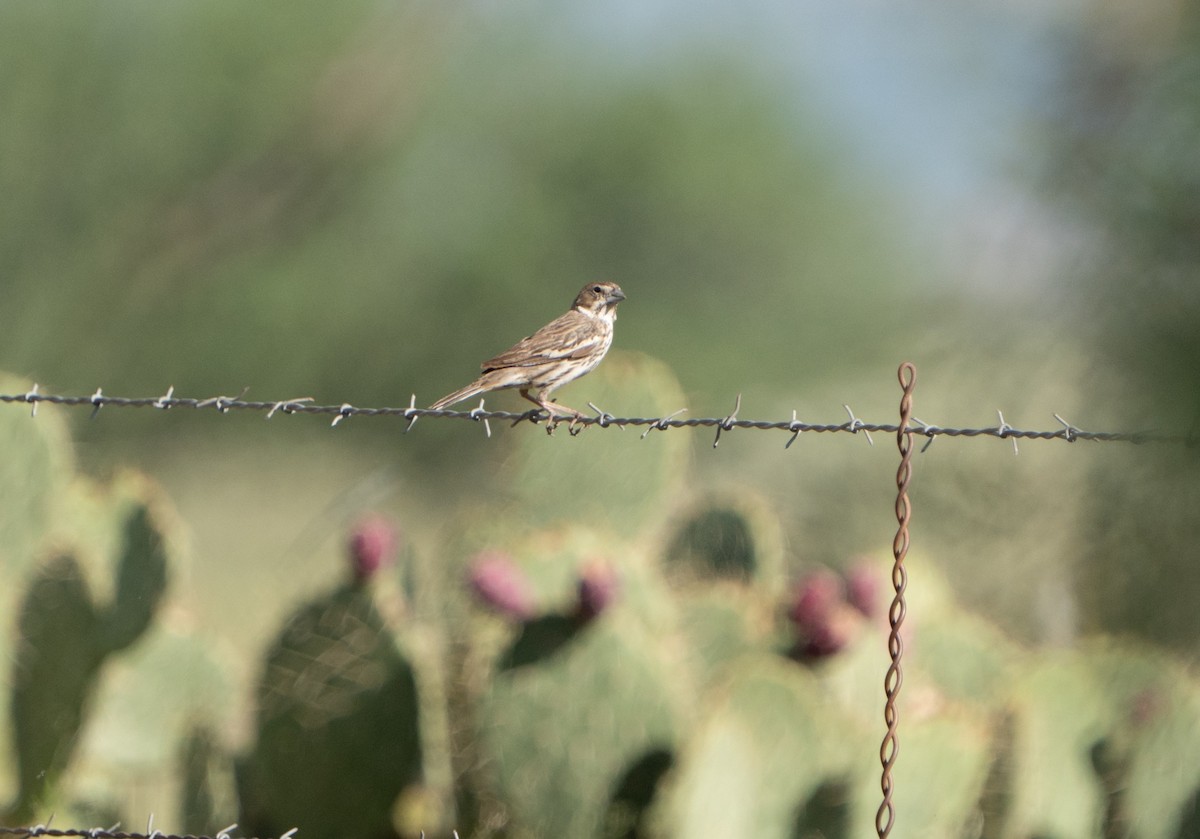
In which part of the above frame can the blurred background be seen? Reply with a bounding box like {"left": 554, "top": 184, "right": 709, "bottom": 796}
{"left": 2, "top": 0, "right": 1200, "bottom": 836}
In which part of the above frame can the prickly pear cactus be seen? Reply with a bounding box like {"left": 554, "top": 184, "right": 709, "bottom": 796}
{"left": 0, "top": 374, "right": 74, "bottom": 792}
{"left": 656, "top": 654, "right": 866, "bottom": 839}
{"left": 238, "top": 582, "right": 423, "bottom": 839}
{"left": 861, "top": 712, "right": 994, "bottom": 839}
{"left": 1081, "top": 640, "right": 1200, "bottom": 839}
{"left": 1002, "top": 649, "right": 1109, "bottom": 839}
{"left": 0, "top": 374, "right": 72, "bottom": 584}
{"left": 8, "top": 553, "right": 103, "bottom": 820}
{"left": 77, "top": 625, "right": 234, "bottom": 829}
{"left": 477, "top": 615, "right": 681, "bottom": 838}
{"left": 660, "top": 489, "right": 786, "bottom": 592}
{"left": 7, "top": 498, "right": 171, "bottom": 821}
{"left": 675, "top": 583, "right": 774, "bottom": 687}
{"left": 179, "top": 724, "right": 239, "bottom": 835}
{"left": 508, "top": 351, "right": 689, "bottom": 534}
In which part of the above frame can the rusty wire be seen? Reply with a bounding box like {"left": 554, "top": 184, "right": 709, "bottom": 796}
{"left": 876, "top": 362, "right": 916, "bottom": 838}
{"left": 0, "top": 386, "right": 1188, "bottom": 449}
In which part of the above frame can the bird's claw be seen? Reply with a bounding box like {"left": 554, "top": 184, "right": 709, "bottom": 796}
{"left": 541, "top": 405, "right": 587, "bottom": 436}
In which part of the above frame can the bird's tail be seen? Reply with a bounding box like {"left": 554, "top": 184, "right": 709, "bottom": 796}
{"left": 429, "top": 381, "right": 486, "bottom": 411}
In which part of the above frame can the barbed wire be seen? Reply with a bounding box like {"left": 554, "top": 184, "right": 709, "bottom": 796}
{"left": 0, "top": 385, "right": 1189, "bottom": 450}
{"left": 0, "top": 822, "right": 458, "bottom": 839}
{"left": 0, "top": 820, "right": 296, "bottom": 839}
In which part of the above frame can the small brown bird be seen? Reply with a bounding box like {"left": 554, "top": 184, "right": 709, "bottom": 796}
{"left": 430, "top": 282, "right": 626, "bottom": 418}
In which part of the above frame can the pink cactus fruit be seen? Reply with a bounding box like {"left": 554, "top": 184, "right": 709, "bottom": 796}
{"left": 788, "top": 567, "right": 859, "bottom": 660}
{"left": 348, "top": 515, "right": 398, "bottom": 582}
{"left": 468, "top": 551, "right": 536, "bottom": 620}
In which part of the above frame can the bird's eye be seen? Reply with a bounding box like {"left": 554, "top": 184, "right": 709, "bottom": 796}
{"left": 592, "top": 285, "right": 603, "bottom": 294}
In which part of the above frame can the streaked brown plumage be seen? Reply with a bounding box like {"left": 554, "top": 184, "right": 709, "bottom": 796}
{"left": 430, "top": 282, "right": 626, "bottom": 418}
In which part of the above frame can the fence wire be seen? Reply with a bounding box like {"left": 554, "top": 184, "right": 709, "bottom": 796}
{"left": 0, "top": 823, "right": 458, "bottom": 839}
{"left": 0, "top": 385, "right": 1189, "bottom": 449}
{"left": 877, "top": 362, "right": 916, "bottom": 839}
{"left": 0, "top": 824, "right": 294, "bottom": 839}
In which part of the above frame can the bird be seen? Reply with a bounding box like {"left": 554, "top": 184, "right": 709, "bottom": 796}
{"left": 429, "top": 281, "right": 626, "bottom": 419}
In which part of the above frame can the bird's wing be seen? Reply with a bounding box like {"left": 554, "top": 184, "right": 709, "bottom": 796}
{"left": 482, "top": 310, "right": 602, "bottom": 370}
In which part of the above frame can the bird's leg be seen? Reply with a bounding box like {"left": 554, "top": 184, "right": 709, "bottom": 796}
{"left": 541, "top": 395, "right": 584, "bottom": 419}
{"left": 522, "top": 389, "right": 584, "bottom": 421}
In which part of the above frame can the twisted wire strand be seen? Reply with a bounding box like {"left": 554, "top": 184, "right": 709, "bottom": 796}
{"left": 0, "top": 827, "right": 291, "bottom": 839}
{"left": 876, "top": 362, "right": 916, "bottom": 838}
{"left": 0, "top": 389, "right": 1184, "bottom": 446}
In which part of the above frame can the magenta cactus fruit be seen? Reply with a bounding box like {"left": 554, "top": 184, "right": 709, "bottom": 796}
{"left": 787, "top": 567, "right": 861, "bottom": 660}
{"left": 468, "top": 551, "right": 536, "bottom": 620}
{"left": 787, "top": 568, "right": 844, "bottom": 631}
{"left": 348, "top": 515, "right": 399, "bottom": 581}
{"left": 844, "top": 561, "right": 879, "bottom": 618}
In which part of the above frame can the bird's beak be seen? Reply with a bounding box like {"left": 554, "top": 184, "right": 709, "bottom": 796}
{"left": 606, "top": 288, "right": 626, "bottom": 304}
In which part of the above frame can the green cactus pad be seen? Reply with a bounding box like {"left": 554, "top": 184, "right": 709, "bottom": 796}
{"left": 508, "top": 351, "right": 689, "bottom": 534}
{"left": 855, "top": 712, "right": 993, "bottom": 839}
{"left": 660, "top": 489, "right": 786, "bottom": 592}
{"left": 239, "top": 583, "right": 422, "bottom": 839}
{"left": 6, "top": 492, "right": 174, "bottom": 822}
{"left": 79, "top": 628, "right": 232, "bottom": 825}
{"left": 908, "top": 608, "right": 1019, "bottom": 709}
{"left": 97, "top": 504, "right": 169, "bottom": 653}
{"left": 8, "top": 553, "right": 104, "bottom": 821}
{"left": 478, "top": 617, "right": 680, "bottom": 838}
{"left": 0, "top": 373, "right": 73, "bottom": 585}
{"left": 0, "top": 374, "right": 74, "bottom": 787}
{"left": 659, "top": 654, "right": 867, "bottom": 839}
{"left": 1003, "top": 649, "right": 1109, "bottom": 839}
{"left": 1083, "top": 640, "right": 1200, "bottom": 839}
{"left": 676, "top": 583, "right": 773, "bottom": 686}
{"left": 179, "top": 724, "right": 238, "bottom": 835}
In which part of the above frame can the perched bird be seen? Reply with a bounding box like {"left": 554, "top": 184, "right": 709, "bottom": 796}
{"left": 430, "top": 281, "right": 626, "bottom": 419}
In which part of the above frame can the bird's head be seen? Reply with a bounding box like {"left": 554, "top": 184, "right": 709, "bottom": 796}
{"left": 573, "top": 282, "right": 626, "bottom": 318}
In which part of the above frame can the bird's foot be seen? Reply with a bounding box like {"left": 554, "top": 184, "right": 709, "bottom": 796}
{"left": 539, "top": 401, "right": 587, "bottom": 436}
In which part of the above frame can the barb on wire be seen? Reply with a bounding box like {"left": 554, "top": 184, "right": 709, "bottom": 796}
{"left": 785, "top": 410, "right": 804, "bottom": 449}
{"left": 995, "top": 410, "right": 1018, "bottom": 455}
{"left": 712, "top": 393, "right": 741, "bottom": 448}
{"left": 266, "top": 397, "right": 313, "bottom": 419}
{"left": 587, "top": 402, "right": 622, "bottom": 429}
{"left": 0, "top": 388, "right": 1187, "bottom": 448}
{"left": 1054, "top": 413, "right": 1079, "bottom": 442}
{"left": 640, "top": 408, "right": 687, "bottom": 440}
{"left": 403, "top": 394, "right": 420, "bottom": 432}
{"left": 468, "top": 399, "right": 493, "bottom": 438}
{"left": 844, "top": 404, "right": 874, "bottom": 446}
{"left": 154, "top": 386, "right": 175, "bottom": 409}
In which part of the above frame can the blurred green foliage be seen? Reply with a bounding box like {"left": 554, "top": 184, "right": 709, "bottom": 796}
{"left": 0, "top": 0, "right": 909, "bottom": 421}
{"left": 1043, "top": 10, "right": 1200, "bottom": 651}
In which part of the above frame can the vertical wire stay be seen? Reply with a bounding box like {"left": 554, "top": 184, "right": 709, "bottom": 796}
{"left": 877, "top": 361, "right": 916, "bottom": 838}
